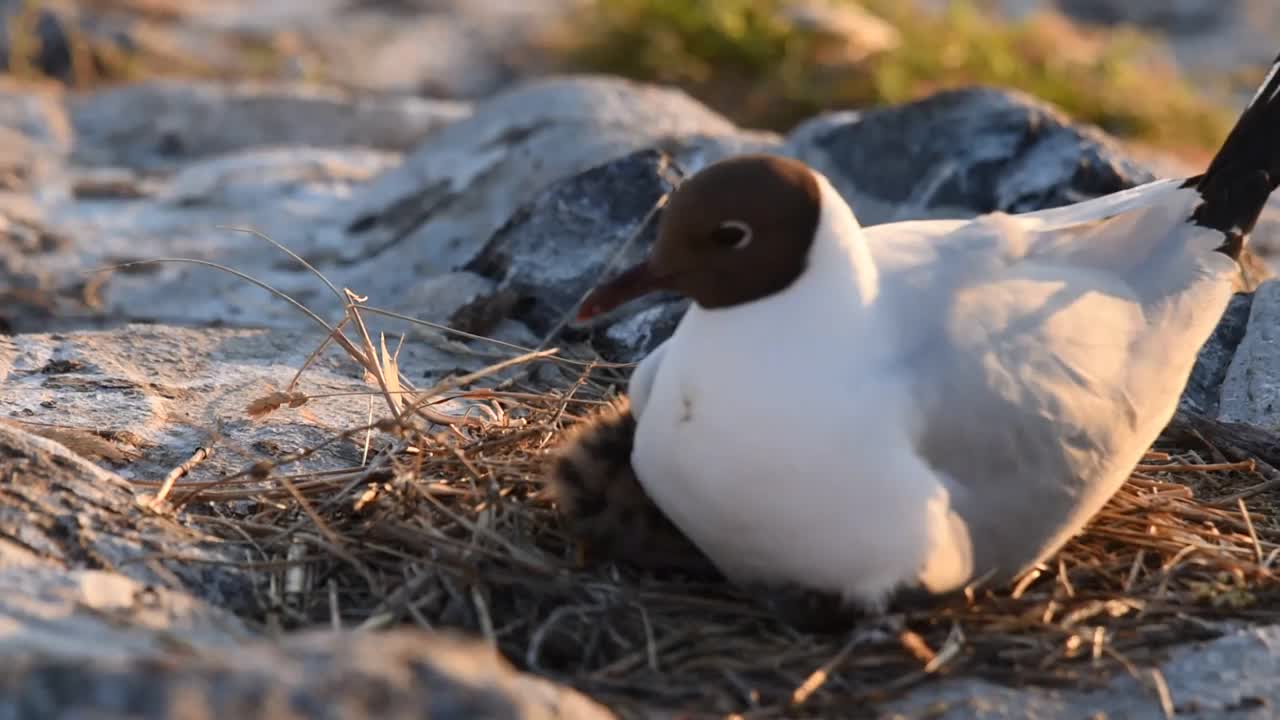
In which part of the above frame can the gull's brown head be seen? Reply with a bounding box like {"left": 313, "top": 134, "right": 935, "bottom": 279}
{"left": 577, "top": 154, "right": 822, "bottom": 321}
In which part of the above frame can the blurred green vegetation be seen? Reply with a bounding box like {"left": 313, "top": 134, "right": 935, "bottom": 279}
{"left": 554, "top": 0, "right": 1235, "bottom": 151}
{"left": 2, "top": 0, "right": 308, "bottom": 90}
{"left": 4, "top": 0, "right": 1242, "bottom": 153}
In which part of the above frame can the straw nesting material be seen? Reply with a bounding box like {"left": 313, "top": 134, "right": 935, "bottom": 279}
{"left": 170, "top": 358, "right": 1280, "bottom": 718}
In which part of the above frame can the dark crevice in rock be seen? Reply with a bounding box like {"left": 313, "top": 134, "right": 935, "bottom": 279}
{"left": 344, "top": 178, "right": 456, "bottom": 240}
{"left": 479, "top": 119, "right": 555, "bottom": 151}
{"left": 1181, "top": 292, "right": 1255, "bottom": 416}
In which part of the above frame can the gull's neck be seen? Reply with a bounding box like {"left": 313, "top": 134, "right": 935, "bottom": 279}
{"left": 805, "top": 174, "right": 879, "bottom": 307}
{"left": 681, "top": 175, "right": 880, "bottom": 339}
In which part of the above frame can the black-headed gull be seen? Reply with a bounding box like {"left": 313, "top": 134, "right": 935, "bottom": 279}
{"left": 570, "top": 54, "right": 1280, "bottom": 614}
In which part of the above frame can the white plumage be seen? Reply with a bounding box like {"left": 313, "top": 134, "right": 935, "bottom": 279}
{"left": 601, "top": 53, "right": 1280, "bottom": 611}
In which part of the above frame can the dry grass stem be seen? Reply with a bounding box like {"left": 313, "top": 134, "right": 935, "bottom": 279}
{"left": 145, "top": 446, "right": 213, "bottom": 510}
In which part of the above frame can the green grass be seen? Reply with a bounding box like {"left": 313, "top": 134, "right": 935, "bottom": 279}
{"left": 553, "top": 0, "right": 1236, "bottom": 151}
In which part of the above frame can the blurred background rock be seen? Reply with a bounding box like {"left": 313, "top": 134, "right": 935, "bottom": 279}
{"left": 3, "top": 0, "right": 1274, "bottom": 257}
{"left": 2, "top": 0, "right": 1273, "bottom": 147}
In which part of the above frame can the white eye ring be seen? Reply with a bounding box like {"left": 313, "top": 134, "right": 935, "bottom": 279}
{"left": 715, "top": 220, "right": 753, "bottom": 250}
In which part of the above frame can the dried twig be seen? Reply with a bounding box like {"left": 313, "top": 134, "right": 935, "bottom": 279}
{"left": 147, "top": 446, "right": 213, "bottom": 509}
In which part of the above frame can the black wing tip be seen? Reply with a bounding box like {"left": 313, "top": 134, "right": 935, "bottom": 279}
{"left": 1188, "top": 53, "right": 1280, "bottom": 260}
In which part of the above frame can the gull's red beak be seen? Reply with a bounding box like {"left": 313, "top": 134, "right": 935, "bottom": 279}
{"left": 577, "top": 261, "right": 665, "bottom": 322}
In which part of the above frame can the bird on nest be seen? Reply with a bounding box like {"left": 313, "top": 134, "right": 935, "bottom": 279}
{"left": 547, "top": 54, "right": 1280, "bottom": 630}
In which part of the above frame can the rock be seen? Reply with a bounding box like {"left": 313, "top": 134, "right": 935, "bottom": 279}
{"left": 0, "top": 628, "right": 613, "bottom": 720}
{"left": 336, "top": 74, "right": 745, "bottom": 235}
{"left": 326, "top": 75, "right": 776, "bottom": 288}
{"left": 882, "top": 623, "right": 1280, "bottom": 719}
{"left": 0, "top": 419, "right": 251, "bottom": 609}
{"left": 1181, "top": 292, "right": 1256, "bottom": 416}
{"left": 3, "top": 144, "right": 403, "bottom": 334}
{"left": 1056, "top": 0, "right": 1237, "bottom": 33}
{"left": 1218, "top": 281, "right": 1280, "bottom": 430}
{"left": 0, "top": 415, "right": 613, "bottom": 720}
{"left": 0, "top": 125, "right": 60, "bottom": 193}
{"left": 0, "top": 324, "right": 492, "bottom": 485}
{"left": 388, "top": 271, "right": 505, "bottom": 334}
{"left": 465, "top": 149, "right": 682, "bottom": 340}
{"left": 67, "top": 81, "right": 470, "bottom": 170}
{"left": 0, "top": 78, "right": 72, "bottom": 155}
{"left": 784, "top": 86, "right": 1155, "bottom": 225}
{"left": 156, "top": 146, "right": 403, "bottom": 212}
{"left": 0, "top": 567, "right": 250, "bottom": 660}
{"left": 0, "top": 76, "right": 777, "bottom": 340}
{"left": 594, "top": 301, "right": 688, "bottom": 363}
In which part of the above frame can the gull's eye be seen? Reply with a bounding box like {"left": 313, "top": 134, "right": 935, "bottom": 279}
{"left": 710, "top": 220, "right": 752, "bottom": 250}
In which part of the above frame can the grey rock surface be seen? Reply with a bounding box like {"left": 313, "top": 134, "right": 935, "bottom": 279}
{"left": 0, "top": 419, "right": 613, "bottom": 720}
{"left": 0, "top": 418, "right": 250, "bottom": 609}
{"left": 308, "top": 0, "right": 590, "bottom": 98}
{"left": 1056, "top": 0, "right": 1239, "bottom": 32}
{"left": 1, "top": 628, "right": 613, "bottom": 720}
{"left": 0, "top": 566, "right": 250, "bottom": 660}
{"left": 1219, "top": 281, "right": 1280, "bottom": 431}
{"left": 0, "top": 324, "right": 485, "bottom": 485}
{"left": 67, "top": 80, "right": 471, "bottom": 170}
{"left": 329, "top": 75, "right": 772, "bottom": 273}
{"left": 883, "top": 623, "right": 1280, "bottom": 719}
{"left": 1181, "top": 291, "right": 1256, "bottom": 416}
{"left": 785, "top": 86, "right": 1154, "bottom": 223}
{"left": 466, "top": 148, "right": 683, "bottom": 342}
{"left": 0, "top": 75, "right": 777, "bottom": 337}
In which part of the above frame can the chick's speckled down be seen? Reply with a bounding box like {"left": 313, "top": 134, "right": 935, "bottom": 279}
{"left": 546, "top": 396, "right": 719, "bottom": 577}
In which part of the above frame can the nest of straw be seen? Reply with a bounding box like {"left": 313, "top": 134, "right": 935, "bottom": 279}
{"left": 116, "top": 237, "right": 1280, "bottom": 718}
{"left": 151, "top": 338, "right": 1280, "bottom": 718}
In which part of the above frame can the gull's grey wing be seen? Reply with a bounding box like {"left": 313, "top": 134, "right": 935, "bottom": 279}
{"left": 886, "top": 50, "right": 1280, "bottom": 579}
{"left": 887, "top": 211, "right": 1240, "bottom": 587}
